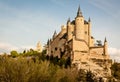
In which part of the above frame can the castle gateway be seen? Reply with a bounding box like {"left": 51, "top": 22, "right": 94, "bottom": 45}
{"left": 46, "top": 6, "right": 112, "bottom": 78}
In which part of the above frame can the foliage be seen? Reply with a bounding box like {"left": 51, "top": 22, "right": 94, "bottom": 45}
{"left": 2, "top": 49, "right": 104, "bottom": 82}
{"left": 96, "top": 40, "right": 102, "bottom": 46}
{"left": 0, "top": 55, "right": 99, "bottom": 82}
{"left": 10, "top": 49, "right": 41, "bottom": 57}
{"left": 10, "top": 50, "right": 19, "bottom": 58}
{"left": 86, "top": 70, "right": 95, "bottom": 82}
{"left": 111, "top": 62, "right": 120, "bottom": 80}
{"left": 0, "top": 56, "right": 78, "bottom": 82}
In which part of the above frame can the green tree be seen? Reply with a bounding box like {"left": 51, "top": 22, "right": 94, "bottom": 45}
{"left": 10, "top": 50, "right": 19, "bottom": 58}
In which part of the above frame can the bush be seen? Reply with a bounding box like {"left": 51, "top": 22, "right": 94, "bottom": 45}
{"left": 10, "top": 50, "right": 19, "bottom": 58}
{"left": 111, "top": 62, "right": 120, "bottom": 80}
{"left": 0, "top": 56, "right": 78, "bottom": 82}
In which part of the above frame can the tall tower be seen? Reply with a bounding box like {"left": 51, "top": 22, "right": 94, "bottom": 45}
{"left": 36, "top": 41, "right": 42, "bottom": 53}
{"left": 104, "top": 37, "right": 108, "bottom": 55}
{"left": 75, "top": 6, "right": 84, "bottom": 40}
{"left": 67, "top": 18, "right": 72, "bottom": 41}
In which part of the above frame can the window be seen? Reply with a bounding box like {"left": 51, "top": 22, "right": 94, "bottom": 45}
{"left": 51, "top": 51, "right": 53, "bottom": 53}
{"left": 55, "top": 47, "right": 58, "bottom": 51}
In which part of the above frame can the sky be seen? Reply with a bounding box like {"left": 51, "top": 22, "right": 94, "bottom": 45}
{"left": 0, "top": 0, "right": 120, "bottom": 61}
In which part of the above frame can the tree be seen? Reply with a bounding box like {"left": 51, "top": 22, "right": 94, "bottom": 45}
{"left": 86, "top": 70, "right": 95, "bottom": 82}
{"left": 10, "top": 50, "right": 19, "bottom": 58}
{"left": 111, "top": 62, "right": 120, "bottom": 80}
{"left": 96, "top": 40, "right": 102, "bottom": 46}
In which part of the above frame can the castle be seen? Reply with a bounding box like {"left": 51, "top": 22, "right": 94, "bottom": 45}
{"left": 46, "top": 6, "right": 112, "bottom": 78}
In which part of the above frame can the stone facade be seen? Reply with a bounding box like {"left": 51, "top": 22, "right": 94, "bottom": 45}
{"left": 45, "top": 6, "right": 112, "bottom": 79}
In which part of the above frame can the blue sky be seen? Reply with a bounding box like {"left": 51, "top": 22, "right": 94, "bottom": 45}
{"left": 0, "top": 0, "right": 120, "bottom": 61}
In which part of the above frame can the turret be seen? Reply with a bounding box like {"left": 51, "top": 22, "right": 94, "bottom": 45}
{"left": 67, "top": 18, "right": 72, "bottom": 41}
{"left": 104, "top": 37, "right": 108, "bottom": 55}
{"left": 53, "top": 30, "right": 57, "bottom": 39}
{"left": 75, "top": 6, "right": 84, "bottom": 40}
{"left": 88, "top": 17, "right": 91, "bottom": 47}
{"left": 47, "top": 39, "right": 50, "bottom": 45}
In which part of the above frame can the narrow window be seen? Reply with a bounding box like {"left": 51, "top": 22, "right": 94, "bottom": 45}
{"left": 55, "top": 47, "right": 58, "bottom": 51}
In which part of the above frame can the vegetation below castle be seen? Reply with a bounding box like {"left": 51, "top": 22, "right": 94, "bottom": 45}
{"left": 0, "top": 49, "right": 120, "bottom": 82}
{"left": 0, "top": 55, "right": 94, "bottom": 82}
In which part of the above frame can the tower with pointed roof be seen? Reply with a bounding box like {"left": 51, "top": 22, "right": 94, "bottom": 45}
{"left": 75, "top": 6, "right": 84, "bottom": 40}
{"left": 104, "top": 37, "right": 108, "bottom": 56}
{"left": 67, "top": 18, "right": 73, "bottom": 41}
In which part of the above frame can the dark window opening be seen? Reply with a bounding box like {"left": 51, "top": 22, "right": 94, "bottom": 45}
{"left": 55, "top": 47, "right": 58, "bottom": 51}
{"left": 51, "top": 51, "right": 53, "bottom": 53}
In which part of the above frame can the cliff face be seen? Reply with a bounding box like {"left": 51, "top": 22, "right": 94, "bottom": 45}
{"left": 77, "top": 58, "right": 112, "bottom": 79}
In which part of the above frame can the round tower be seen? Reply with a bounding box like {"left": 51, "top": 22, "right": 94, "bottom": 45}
{"left": 75, "top": 6, "right": 84, "bottom": 40}
{"left": 88, "top": 17, "right": 91, "bottom": 47}
{"left": 104, "top": 37, "right": 108, "bottom": 55}
{"left": 67, "top": 18, "right": 72, "bottom": 41}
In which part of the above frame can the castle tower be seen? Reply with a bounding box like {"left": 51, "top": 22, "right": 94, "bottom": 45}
{"left": 75, "top": 6, "right": 84, "bottom": 40}
{"left": 67, "top": 18, "right": 72, "bottom": 41}
{"left": 104, "top": 37, "right": 108, "bottom": 55}
{"left": 36, "top": 41, "right": 42, "bottom": 53}
{"left": 88, "top": 17, "right": 91, "bottom": 47}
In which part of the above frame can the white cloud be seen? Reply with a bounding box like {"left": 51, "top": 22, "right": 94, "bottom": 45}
{"left": 0, "top": 42, "right": 35, "bottom": 54}
{"left": 0, "top": 42, "right": 18, "bottom": 54}
{"left": 108, "top": 47, "right": 120, "bottom": 62}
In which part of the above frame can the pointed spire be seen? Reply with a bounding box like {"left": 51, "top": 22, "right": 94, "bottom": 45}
{"left": 67, "top": 17, "right": 70, "bottom": 24}
{"left": 77, "top": 5, "right": 83, "bottom": 17}
{"left": 104, "top": 37, "right": 107, "bottom": 42}
{"left": 54, "top": 30, "right": 57, "bottom": 35}
{"left": 88, "top": 17, "right": 91, "bottom": 22}
{"left": 47, "top": 39, "right": 49, "bottom": 45}
{"left": 53, "top": 30, "right": 57, "bottom": 39}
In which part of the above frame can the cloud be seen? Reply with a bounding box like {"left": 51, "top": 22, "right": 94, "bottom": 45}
{"left": 108, "top": 47, "right": 120, "bottom": 62}
{"left": 0, "top": 42, "right": 35, "bottom": 54}
{"left": 0, "top": 42, "right": 18, "bottom": 54}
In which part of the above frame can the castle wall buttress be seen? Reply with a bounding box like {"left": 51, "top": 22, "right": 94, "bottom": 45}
{"left": 67, "top": 23, "right": 73, "bottom": 41}
{"left": 72, "top": 37, "right": 89, "bottom": 52}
